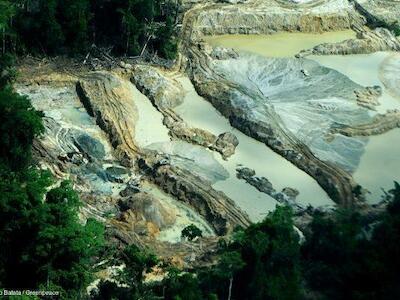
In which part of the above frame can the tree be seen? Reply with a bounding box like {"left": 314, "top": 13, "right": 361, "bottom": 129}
{"left": 181, "top": 224, "right": 203, "bottom": 241}
{"left": 5, "top": 0, "right": 178, "bottom": 57}
{"left": 0, "top": 52, "right": 16, "bottom": 88}
{"left": 0, "top": 0, "right": 15, "bottom": 54}
{"left": 118, "top": 1, "right": 142, "bottom": 56}
{"left": 36, "top": 0, "right": 64, "bottom": 54}
{"left": 197, "top": 206, "right": 302, "bottom": 300}
{"left": 0, "top": 85, "right": 105, "bottom": 297}
{"left": 0, "top": 177, "right": 105, "bottom": 298}
{"left": 38, "top": 181, "right": 105, "bottom": 297}
{"left": 302, "top": 184, "right": 400, "bottom": 299}
{"left": 0, "top": 86, "right": 44, "bottom": 170}
{"left": 121, "top": 244, "right": 158, "bottom": 291}
{"left": 302, "top": 210, "right": 365, "bottom": 299}
{"left": 156, "top": 15, "right": 178, "bottom": 60}
{"left": 58, "top": 0, "right": 91, "bottom": 53}
{"left": 217, "top": 251, "right": 245, "bottom": 300}
{"left": 92, "top": 244, "right": 158, "bottom": 299}
{"left": 365, "top": 182, "right": 400, "bottom": 299}
{"left": 162, "top": 268, "right": 203, "bottom": 300}
{"left": 230, "top": 206, "right": 302, "bottom": 300}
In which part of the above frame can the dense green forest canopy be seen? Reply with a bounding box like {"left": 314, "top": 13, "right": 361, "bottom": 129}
{"left": 0, "top": 0, "right": 178, "bottom": 59}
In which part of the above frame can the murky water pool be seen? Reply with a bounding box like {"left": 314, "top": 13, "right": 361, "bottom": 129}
{"left": 175, "top": 77, "right": 332, "bottom": 221}
{"left": 311, "top": 53, "right": 400, "bottom": 202}
{"left": 204, "top": 32, "right": 400, "bottom": 203}
{"left": 129, "top": 84, "right": 171, "bottom": 147}
{"left": 205, "top": 30, "right": 356, "bottom": 57}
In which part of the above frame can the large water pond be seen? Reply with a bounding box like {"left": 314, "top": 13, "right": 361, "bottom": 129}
{"left": 205, "top": 30, "right": 356, "bottom": 57}
{"left": 203, "top": 31, "right": 400, "bottom": 203}
{"left": 311, "top": 53, "right": 400, "bottom": 202}
{"left": 175, "top": 77, "right": 332, "bottom": 221}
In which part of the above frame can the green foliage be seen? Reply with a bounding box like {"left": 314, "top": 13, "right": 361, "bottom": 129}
{"left": 303, "top": 182, "right": 400, "bottom": 299}
{"left": 16, "top": 0, "right": 66, "bottom": 54}
{"left": 181, "top": 224, "right": 203, "bottom": 241}
{"left": 156, "top": 15, "right": 178, "bottom": 60}
{"left": 58, "top": 0, "right": 91, "bottom": 53}
{"left": 15, "top": 0, "right": 91, "bottom": 54}
{"left": 0, "top": 1, "right": 17, "bottom": 85}
{"left": 302, "top": 209, "right": 366, "bottom": 299}
{"left": 0, "top": 0, "right": 15, "bottom": 54}
{"left": 40, "top": 181, "right": 105, "bottom": 296}
{"left": 0, "top": 52, "right": 17, "bottom": 88}
{"left": 0, "top": 86, "right": 44, "bottom": 170}
{"left": 216, "top": 251, "right": 245, "bottom": 279}
{"left": 187, "top": 191, "right": 400, "bottom": 300}
{"left": 389, "top": 21, "right": 400, "bottom": 36}
{"left": 162, "top": 269, "right": 203, "bottom": 300}
{"left": 227, "top": 206, "right": 302, "bottom": 300}
{"left": 0, "top": 176, "right": 105, "bottom": 298}
{"left": 10, "top": 0, "right": 177, "bottom": 58}
{"left": 121, "top": 244, "right": 158, "bottom": 287}
{"left": 91, "top": 244, "right": 158, "bottom": 299}
{"left": 375, "top": 19, "right": 400, "bottom": 37}
{"left": 172, "top": 207, "right": 302, "bottom": 300}
{"left": 0, "top": 0, "right": 14, "bottom": 30}
{"left": 91, "top": 280, "right": 133, "bottom": 300}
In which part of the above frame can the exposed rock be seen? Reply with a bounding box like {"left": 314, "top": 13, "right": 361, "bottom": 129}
{"left": 132, "top": 65, "right": 184, "bottom": 109}
{"left": 75, "top": 71, "right": 250, "bottom": 237}
{"left": 282, "top": 187, "right": 300, "bottom": 199}
{"left": 119, "top": 177, "right": 142, "bottom": 196}
{"left": 211, "top": 47, "right": 239, "bottom": 60}
{"left": 352, "top": 0, "right": 400, "bottom": 27}
{"left": 164, "top": 116, "right": 217, "bottom": 149}
{"left": 236, "top": 167, "right": 303, "bottom": 208}
{"left": 354, "top": 85, "right": 382, "bottom": 110}
{"left": 147, "top": 141, "right": 229, "bottom": 184}
{"left": 119, "top": 61, "right": 133, "bottom": 70}
{"left": 131, "top": 65, "right": 239, "bottom": 158}
{"left": 165, "top": 116, "right": 239, "bottom": 159}
{"left": 77, "top": 72, "right": 140, "bottom": 166}
{"left": 214, "top": 132, "right": 239, "bottom": 158}
{"left": 219, "top": 0, "right": 247, "bottom": 4}
{"left": 330, "top": 109, "right": 400, "bottom": 137}
{"left": 118, "top": 192, "right": 177, "bottom": 234}
{"left": 17, "top": 74, "right": 242, "bottom": 269}
{"left": 379, "top": 53, "right": 400, "bottom": 100}
{"left": 297, "top": 26, "right": 400, "bottom": 57}
{"left": 236, "top": 167, "right": 276, "bottom": 195}
{"left": 236, "top": 166, "right": 255, "bottom": 178}
{"left": 75, "top": 133, "right": 106, "bottom": 160}
{"left": 17, "top": 0, "right": 400, "bottom": 270}
{"left": 105, "top": 166, "right": 131, "bottom": 183}
{"left": 139, "top": 155, "right": 251, "bottom": 235}
{"left": 182, "top": 0, "right": 365, "bottom": 41}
